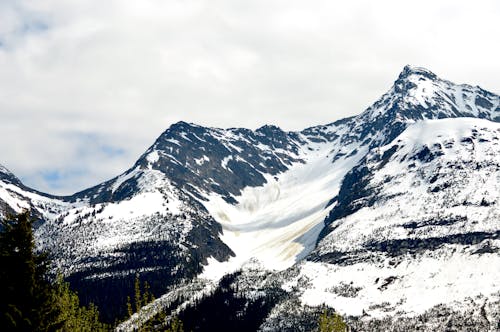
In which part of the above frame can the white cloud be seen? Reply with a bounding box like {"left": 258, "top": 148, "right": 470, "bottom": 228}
{"left": 0, "top": 0, "right": 499, "bottom": 194}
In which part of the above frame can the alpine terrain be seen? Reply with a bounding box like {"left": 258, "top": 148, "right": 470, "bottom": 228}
{"left": 1, "top": 66, "right": 499, "bottom": 331}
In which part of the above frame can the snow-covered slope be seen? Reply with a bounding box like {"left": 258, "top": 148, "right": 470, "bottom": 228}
{"left": 200, "top": 128, "right": 368, "bottom": 278}
{"left": 0, "top": 164, "right": 71, "bottom": 221}
{"left": 291, "top": 118, "right": 500, "bottom": 325}
{"left": 35, "top": 168, "right": 233, "bottom": 321}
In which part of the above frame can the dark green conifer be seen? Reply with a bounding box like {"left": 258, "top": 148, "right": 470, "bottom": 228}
{"left": 0, "top": 211, "right": 108, "bottom": 331}
{"left": 134, "top": 273, "right": 142, "bottom": 313}
{"left": 318, "top": 309, "right": 348, "bottom": 332}
{"left": 0, "top": 210, "right": 62, "bottom": 331}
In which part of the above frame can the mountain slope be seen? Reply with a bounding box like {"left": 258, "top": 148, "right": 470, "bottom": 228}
{"left": 0, "top": 164, "right": 70, "bottom": 222}
{"left": 35, "top": 169, "right": 234, "bottom": 321}
{"left": 291, "top": 118, "right": 500, "bottom": 327}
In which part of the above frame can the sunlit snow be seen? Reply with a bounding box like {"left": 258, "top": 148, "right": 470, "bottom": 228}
{"left": 201, "top": 139, "right": 367, "bottom": 280}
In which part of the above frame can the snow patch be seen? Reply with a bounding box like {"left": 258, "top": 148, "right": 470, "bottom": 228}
{"left": 221, "top": 155, "right": 233, "bottom": 170}
{"left": 111, "top": 168, "right": 141, "bottom": 193}
{"left": 146, "top": 150, "right": 160, "bottom": 164}
{"left": 194, "top": 155, "right": 210, "bottom": 166}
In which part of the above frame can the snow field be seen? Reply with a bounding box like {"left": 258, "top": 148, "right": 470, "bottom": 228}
{"left": 297, "top": 247, "right": 500, "bottom": 318}
{"left": 201, "top": 138, "right": 367, "bottom": 280}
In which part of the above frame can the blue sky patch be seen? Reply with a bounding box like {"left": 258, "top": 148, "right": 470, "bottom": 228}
{"left": 101, "top": 145, "right": 126, "bottom": 157}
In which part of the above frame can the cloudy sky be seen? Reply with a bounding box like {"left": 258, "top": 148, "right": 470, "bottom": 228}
{"left": 0, "top": 0, "right": 499, "bottom": 195}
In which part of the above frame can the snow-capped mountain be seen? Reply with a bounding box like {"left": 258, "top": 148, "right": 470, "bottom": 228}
{"left": 1, "top": 65, "right": 499, "bottom": 330}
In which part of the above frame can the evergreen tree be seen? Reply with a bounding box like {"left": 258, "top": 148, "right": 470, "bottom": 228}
{"left": 53, "top": 277, "right": 108, "bottom": 331}
{"left": 318, "top": 309, "right": 348, "bottom": 332}
{"left": 0, "top": 211, "right": 109, "bottom": 331}
{"left": 134, "top": 274, "right": 142, "bottom": 313}
{"left": 0, "top": 210, "right": 62, "bottom": 331}
{"left": 126, "top": 296, "right": 133, "bottom": 317}
{"left": 165, "top": 317, "right": 184, "bottom": 332}
{"left": 143, "top": 281, "right": 153, "bottom": 305}
{"left": 126, "top": 274, "right": 155, "bottom": 319}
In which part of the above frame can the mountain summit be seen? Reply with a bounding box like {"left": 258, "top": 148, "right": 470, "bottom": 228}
{"left": 397, "top": 64, "right": 438, "bottom": 80}
{"left": 1, "top": 67, "right": 499, "bottom": 330}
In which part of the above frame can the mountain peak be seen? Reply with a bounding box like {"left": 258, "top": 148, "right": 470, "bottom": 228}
{"left": 168, "top": 120, "right": 200, "bottom": 131}
{"left": 398, "top": 65, "right": 438, "bottom": 81}
{"left": 256, "top": 124, "right": 284, "bottom": 135}
{"left": 0, "top": 164, "right": 12, "bottom": 176}
{"left": 391, "top": 65, "right": 441, "bottom": 96}
{"left": 0, "top": 164, "right": 24, "bottom": 187}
